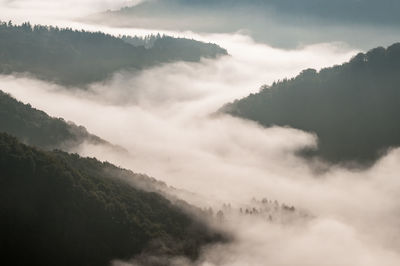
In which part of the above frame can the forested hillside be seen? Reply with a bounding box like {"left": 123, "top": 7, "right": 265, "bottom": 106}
{"left": 0, "top": 133, "right": 224, "bottom": 266}
{"left": 221, "top": 43, "right": 400, "bottom": 166}
{"left": 0, "top": 21, "right": 227, "bottom": 86}
{"left": 0, "top": 90, "right": 113, "bottom": 151}
{"left": 121, "top": 34, "right": 226, "bottom": 62}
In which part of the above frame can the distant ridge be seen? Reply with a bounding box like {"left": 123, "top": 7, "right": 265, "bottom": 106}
{"left": 90, "top": 0, "right": 400, "bottom": 49}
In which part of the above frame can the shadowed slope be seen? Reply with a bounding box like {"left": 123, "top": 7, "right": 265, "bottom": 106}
{"left": 0, "top": 133, "right": 225, "bottom": 266}
{"left": 221, "top": 43, "right": 400, "bottom": 166}
{"left": 0, "top": 21, "right": 227, "bottom": 86}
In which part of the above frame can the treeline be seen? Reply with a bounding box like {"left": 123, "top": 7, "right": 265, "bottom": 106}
{"left": 121, "top": 34, "right": 226, "bottom": 62}
{"left": 0, "top": 21, "right": 227, "bottom": 86}
{"left": 121, "top": 34, "right": 163, "bottom": 48}
{"left": 0, "top": 90, "right": 111, "bottom": 151}
{"left": 221, "top": 43, "right": 400, "bottom": 166}
{"left": 0, "top": 133, "right": 225, "bottom": 266}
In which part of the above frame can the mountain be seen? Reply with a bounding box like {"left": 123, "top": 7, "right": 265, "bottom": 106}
{"left": 113, "top": 0, "right": 400, "bottom": 26}
{"left": 93, "top": 0, "right": 400, "bottom": 49}
{"left": 0, "top": 90, "right": 118, "bottom": 151}
{"left": 0, "top": 133, "right": 225, "bottom": 266}
{"left": 0, "top": 21, "right": 227, "bottom": 86}
{"left": 220, "top": 43, "right": 400, "bottom": 166}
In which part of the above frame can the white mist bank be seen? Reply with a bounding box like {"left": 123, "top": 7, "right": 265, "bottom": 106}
{"left": 2, "top": 1, "right": 400, "bottom": 265}
{"left": 0, "top": 0, "right": 142, "bottom": 22}
{"left": 0, "top": 39, "right": 357, "bottom": 196}
{"left": 2, "top": 19, "right": 400, "bottom": 265}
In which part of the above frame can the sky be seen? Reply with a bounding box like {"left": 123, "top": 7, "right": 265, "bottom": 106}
{"left": 0, "top": 0, "right": 139, "bottom": 21}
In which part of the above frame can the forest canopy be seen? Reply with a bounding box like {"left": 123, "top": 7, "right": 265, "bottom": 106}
{"left": 0, "top": 90, "right": 112, "bottom": 151}
{"left": 221, "top": 43, "right": 400, "bottom": 166}
{"left": 0, "top": 133, "right": 224, "bottom": 266}
{"left": 0, "top": 21, "right": 227, "bottom": 86}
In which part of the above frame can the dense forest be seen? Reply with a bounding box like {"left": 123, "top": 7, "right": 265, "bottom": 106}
{"left": 0, "top": 21, "right": 227, "bottom": 86}
{"left": 0, "top": 133, "right": 225, "bottom": 266}
{"left": 221, "top": 43, "right": 400, "bottom": 166}
{"left": 122, "top": 34, "right": 226, "bottom": 62}
{"left": 0, "top": 90, "right": 115, "bottom": 151}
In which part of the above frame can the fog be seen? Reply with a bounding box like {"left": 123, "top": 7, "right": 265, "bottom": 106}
{"left": 2, "top": 1, "right": 400, "bottom": 265}
{"left": 3, "top": 35, "right": 400, "bottom": 265}
{"left": 0, "top": 37, "right": 357, "bottom": 200}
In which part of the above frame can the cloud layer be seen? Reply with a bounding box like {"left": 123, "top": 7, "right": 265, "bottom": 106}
{"left": 1, "top": 13, "right": 399, "bottom": 265}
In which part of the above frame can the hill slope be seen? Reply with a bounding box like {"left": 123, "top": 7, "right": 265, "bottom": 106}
{"left": 221, "top": 43, "right": 400, "bottom": 166}
{"left": 0, "top": 90, "right": 114, "bottom": 151}
{"left": 0, "top": 21, "right": 227, "bottom": 86}
{"left": 0, "top": 133, "right": 224, "bottom": 266}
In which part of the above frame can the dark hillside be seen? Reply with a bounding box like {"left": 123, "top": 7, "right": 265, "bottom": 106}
{"left": 0, "top": 90, "right": 111, "bottom": 151}
{"left": 0, "top": 21, "right": 227, "bottom": 86}
{"left": 221, "top": 43, "right": 400, "bottom": 166}
{"left": 0, "top": 133, "right": 224, "bottom": 266}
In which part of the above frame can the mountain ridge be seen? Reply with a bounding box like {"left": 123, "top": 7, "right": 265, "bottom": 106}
{"left": 220, "top": 43, "right": 400, "bottom": 166}
{"left": 0, "top": 21, "right": 228, "bottom": 86}
{"left": 0, "top": 90, "right": 120, "bottom": 152}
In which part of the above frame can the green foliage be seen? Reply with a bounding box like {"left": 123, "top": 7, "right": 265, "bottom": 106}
{"left": 0, "top": 90, "right": 108, "bottom": 150}
{"left": 0, "top": 21, "right": 227, "bottom": 86}
{"left": 0, "top": 133, "right": 224, "bottom": 266}
{"left": 222, "top": 43, "right": 400, "bottom": 166}
{"left": 121, "top": 34, "right": 227, "bottom": 62}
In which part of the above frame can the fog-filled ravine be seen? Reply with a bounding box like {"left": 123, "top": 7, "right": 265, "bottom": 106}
{"left": 1, "top": 1, "right": 400, "bottom": 266}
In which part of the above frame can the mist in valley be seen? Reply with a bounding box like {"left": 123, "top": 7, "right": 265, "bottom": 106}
{"left": 1, "top": 1, "right": 400, "bottom": 265}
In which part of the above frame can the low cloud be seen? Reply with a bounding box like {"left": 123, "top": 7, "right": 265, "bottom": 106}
{"left": 2, "top": 35, "right": 399, "bottom": 266}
